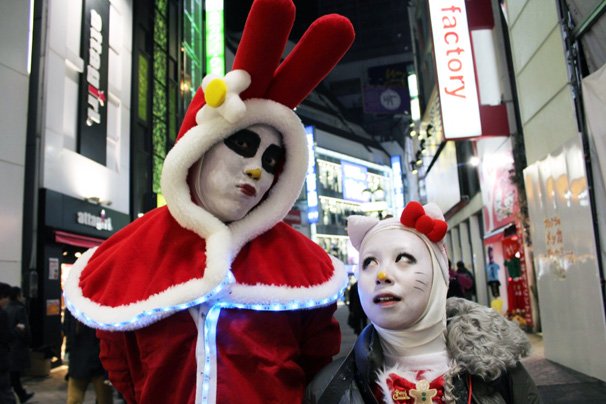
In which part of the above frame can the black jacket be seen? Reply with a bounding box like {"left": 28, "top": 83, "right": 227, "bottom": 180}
{"left": 5, "top": 300, "right": 31, "bottom": 372}
{"left": 306, "top": 298, "right": 542, "bottom": 404}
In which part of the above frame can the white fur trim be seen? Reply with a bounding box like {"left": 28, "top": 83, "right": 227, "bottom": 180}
{"left": 63, "top": 237, "right": 345, "bottom": 330}
{"left": 63, "top": 229, "right": 233, "bottom": 331}
{"left": 161, "top": 99, "right": 308, "bottom": 255}
{"left": 227, "top": 256, "right": 348, "bottom": 306}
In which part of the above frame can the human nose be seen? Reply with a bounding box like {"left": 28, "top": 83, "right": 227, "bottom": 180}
{"left": 245, "top": 168, "right": 262, "bottom": 181}
{"left": 375, "top": 270, "right": 393, "bottom": 285}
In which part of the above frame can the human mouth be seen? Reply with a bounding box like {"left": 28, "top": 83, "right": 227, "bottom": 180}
{"left": 373, "top": 293, "right": 401, "bottom": 306}
{"left": 237, "top": 184, "right": 257, "bottom": 197}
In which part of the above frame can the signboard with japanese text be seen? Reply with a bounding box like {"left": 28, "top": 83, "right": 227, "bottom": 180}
{"left": 524, "top": 138, "right": 606, "bottom": 380}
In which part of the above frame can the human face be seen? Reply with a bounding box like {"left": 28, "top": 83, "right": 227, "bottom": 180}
{"left": 194, "top": 124, "right": 284, "bottom": 222}
{"left": 357, "top": 229, "right": 433, "bottom": 330}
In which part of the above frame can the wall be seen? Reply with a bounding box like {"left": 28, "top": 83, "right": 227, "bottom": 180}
{"left": 0, "top": 1, "right": 32, "bottom": 285}
{"left": 41, "top": 0, "right": 132, "bottom": 214}
{"left": 506, "top": 0, "right": 606, "bottom": 380}
{"left": 505, "top": 0, "right": 578, "bottom": 164}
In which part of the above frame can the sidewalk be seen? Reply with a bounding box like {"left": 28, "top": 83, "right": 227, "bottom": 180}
{"left": 333, "top": 302, "right": 606, "bottom": 403}
{"left": 20, "top": 303, "right": 606, "bottom": 403}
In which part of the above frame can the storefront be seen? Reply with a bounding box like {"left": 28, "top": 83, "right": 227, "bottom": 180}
{"left": 29, "top": 189, "right": 130, "bottom": 368}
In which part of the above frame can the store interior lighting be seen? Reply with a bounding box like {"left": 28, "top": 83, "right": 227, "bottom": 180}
{"left": 469, "top": 156, "right": 481, "bottom": 166}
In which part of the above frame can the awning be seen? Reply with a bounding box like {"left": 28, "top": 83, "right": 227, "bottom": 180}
{"left": 54, "top": 230, "right": 104, "bottom": 249}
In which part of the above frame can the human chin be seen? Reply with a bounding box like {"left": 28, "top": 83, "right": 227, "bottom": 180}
{"left": 211, "top": 197, "right": 259, "bottom": 222}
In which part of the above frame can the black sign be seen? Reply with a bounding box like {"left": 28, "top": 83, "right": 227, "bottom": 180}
{"left": 43, "top": 189, "right": 130, "bottom": 239}
{"left": 78, "top": 0, "right": 110, "bottom": 165}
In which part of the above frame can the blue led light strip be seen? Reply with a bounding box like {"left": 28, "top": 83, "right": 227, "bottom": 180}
{"left": 199, "top": 287, "right": 345, "bottom": 403}
{"left": 64, "top": 274, "right": 234, "bottom": 330}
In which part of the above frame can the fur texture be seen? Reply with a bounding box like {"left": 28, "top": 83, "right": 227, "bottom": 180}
{"left": 442, "top": 298, "right": 530, "bottom": 403}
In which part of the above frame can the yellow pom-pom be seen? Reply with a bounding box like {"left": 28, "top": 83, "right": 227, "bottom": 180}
{"left": 205, "top": 78, "right": 227, "bottom": 107}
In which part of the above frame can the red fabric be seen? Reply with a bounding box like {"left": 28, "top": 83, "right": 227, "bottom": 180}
{"left": 232, "top": 222, "right": 334, "bottom": 286}
{"left": 177, "top": 86, "right": 206, "bottom": 141}
{"left": 265, "top": 14, "right": 355, "bottom": 108}
{"left": 79, "top": 207, "right": 208, "bottom": 307}
{"left": 79, "top": 215, "right": 335, "bottom": 308}
{"left": 401, "top": 201, "right": 424, "bottom": 227}
{"left": 98, "top": 310, "right": 198, "bottom": 404}
{"left": 98, "top": 305, "right": 339, "bottom": 404}
{"left": 384, "top": 374, "right": 445, "bottom": 403}
{"left": 400, "top": 202, "right": 448, "bottom": 242}
{"left": 233, "top": 0, "right": 295, "bottom": 101}
{"left": 177, "top": 0, "right": 354, "bottom": 143}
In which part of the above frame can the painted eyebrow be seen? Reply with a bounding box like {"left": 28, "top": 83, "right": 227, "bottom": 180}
{"left": 395, "top": 252, "right": 416, "bottom": 263}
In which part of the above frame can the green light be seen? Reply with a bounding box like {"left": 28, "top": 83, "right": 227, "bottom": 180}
{"left": 205, "top": 0, "right": 224, "bottom": 76}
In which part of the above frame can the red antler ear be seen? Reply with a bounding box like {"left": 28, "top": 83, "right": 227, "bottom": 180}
{"left": 266, "top": 14, "right": 355, "bottom": 108}
{"left": 232, "top": 0, "right": 296, "bottom": 101}
{"left": 401, "top": 201, "right": 425, "bottom": 227}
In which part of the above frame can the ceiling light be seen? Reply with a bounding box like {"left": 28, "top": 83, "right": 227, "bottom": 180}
{"left": 469, "top": 156, "right": 480, "bottom": 166}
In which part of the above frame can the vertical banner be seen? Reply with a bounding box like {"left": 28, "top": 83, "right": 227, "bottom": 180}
{"left": 428, "top": 0, "right": 481, "bottom": 139}
{"left": 478, "top": 139, "right": 519, "bottom": 233}
{"left": 78, "top": 0, "right": 110, "bottom": 165}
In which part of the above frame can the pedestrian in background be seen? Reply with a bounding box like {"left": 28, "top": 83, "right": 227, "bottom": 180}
{"left": 0, "top": 282, "right": 17, "bottom": 404}
{"left": 446, "top": 260, "right": 464, "bottom": 298}
{"left": 5, "top": 287, "right": 34, "bottom": 403}
{"left": 63, "top": 310, "right": 113, "bottom": 404}
{"left": 456, "top": 260, "right": 476, "bottom": 300}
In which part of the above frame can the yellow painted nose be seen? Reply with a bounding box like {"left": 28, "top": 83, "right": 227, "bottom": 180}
{"left": 246, "top": 168, "right": 262, "bottom": 181}
{"left": 376, "top": 271, "right": 387, "bottom": 281}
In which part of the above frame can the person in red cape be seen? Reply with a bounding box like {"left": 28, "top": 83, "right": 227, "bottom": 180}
{"left": 306, "top": 202, "right": 541, "bottom": 403}
{"left": 63, "top": 1, "right": 355, "bottom": 403}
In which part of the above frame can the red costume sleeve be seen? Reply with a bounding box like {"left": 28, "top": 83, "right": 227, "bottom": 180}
{"left": 97, "top": 330, "right": 138, "bottom": 404}
{"left": 298, "top": 303, "right": 341, "bottom": 383}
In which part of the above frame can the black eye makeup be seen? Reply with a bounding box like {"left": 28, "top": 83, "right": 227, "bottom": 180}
{"left": 224, "top": 129, "right": 261, "bottom": 158}
{"left": 395, "top": 252, "right": 416, "bottom": 264}
{"left": 262, "top": 144, "right": 285, "bottom": 174}
{"left": 362, "top": 257, "right": 378, "bottom": 270}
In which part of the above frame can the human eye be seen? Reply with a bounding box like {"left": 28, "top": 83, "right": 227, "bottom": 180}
{"left": 362, "top": 256, "right": 378, "bottom": 270}
{"left": 395, "top": 252, "right": 416, "bottom": 264}
{"left": 261, "top": 145, "right": 285, "bottom": 174}
{"left": 224, "top": 130, "right": 260, "bottom": 158}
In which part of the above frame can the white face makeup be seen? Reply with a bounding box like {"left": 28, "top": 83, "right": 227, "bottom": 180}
{"left": 191, "top": 124, "right": 284, "bottom": 222}
{"left": 357, "top": 228, "right": 433, "bottom": 330}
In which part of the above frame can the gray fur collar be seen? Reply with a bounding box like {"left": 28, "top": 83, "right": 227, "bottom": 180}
{"left": 446, "top": 297, "right": 530, "bottom": 381}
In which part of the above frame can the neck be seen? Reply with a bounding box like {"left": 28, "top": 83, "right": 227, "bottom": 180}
{"left": 378, "top": 324, "right": 447, "bottom": 363}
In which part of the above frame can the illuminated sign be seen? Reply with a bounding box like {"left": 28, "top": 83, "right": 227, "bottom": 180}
{"left": 205, "top": 0, "right": 225, "bottom": 76}
{"left": 305, "top": 126, "right": 319, "bottom": 223}
{"left": 76, "top": 209, "right": 114, "bottom": 232}
{"left": 341, "top": 161, "right": 368, "bottom": 202}
{"left": 428, "top": 0, "right": 481, "bottom": 139}
{"left": 391, "top": 156, "right": 404, "bottom": 211}
{"left": 78, "top": 0, "right": 110, "bottom": 164}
